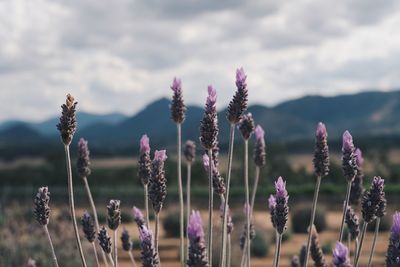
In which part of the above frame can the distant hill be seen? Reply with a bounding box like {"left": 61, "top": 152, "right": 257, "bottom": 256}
{"left": 2, "top": 90, "right": 400, "bottom": 148}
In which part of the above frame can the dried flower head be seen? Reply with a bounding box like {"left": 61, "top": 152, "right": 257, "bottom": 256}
{"left": 57, "top": 94, "right": 77, "bottom": 145}
{"left": 350, "top": 148, "right": 364, "bottom": 205}
{"left": 310, "top": 226, "right": 327, "bottom": 267}
{"left": 254, "top": 125, "right": 266, "bottom": 167}
{"left": 149, "top": 150, "right": 168, "bottom": 214}
{"left": 121, "top": 227, "right": 132, "bottom": 251}
{"left": 200, "top": 85, "right": 219, "bottom": 150}
{"left": 138, "top": 134, "right": 152, "bottom": 186}
{"left": 313, "top": 122, "right": 329, "bottom": 177}
{"left": 238, "top": 112, "right": 255, "bottom": 140}
{"left": 227, "top": 67, "right": 248, "bottom": 124}
{"left": 170, "top": 77, "right": 186, "bottom": 124}
{"left": 345, "top": 206, "right": 360, "bottom": 240}
{"left": 81, "top": 211, "right": 96, "bottom": 243}
{"left": 34, "top": 186, "right": 51, "bottom": 226}
{"left": 77, "top": 138, "right": 91, "bottom": 178}
{"left": 26, "top": 258, "right": 36, "bottom": 267}
{"left": 291, "top": 255, "right": 300, "bottom": 267}
{"left": 98, "top": 226, "right": 112, "bottom": 254}
{"left": 184, "top": 140, "right": 196, "bottom": 163}
{"left": 107, "top": 199, "right": 121, "bottom": 230}
{"left": 387, "top": 212, "right": 400, "bottom": 267}
{"left": 139, "top": 225, "right": 160, "bottom": 267}
{"left": 202, "top": 153, "right": 226, "bottom": 196}
{"left": 332, "top": 242, "right": 351, "bottom": 267}
{"left": 272, "top": 177, "right": 289, "bottom": 234}
{"left": 132, "top": 206, "right": 146, "bottom": 228}
{"left": 187, "top": 211, "right": 209, "bottom": 267}
{"left": 362, "top": 176, "right": 385, "bottom": 223}
{"left": 342, "top": 131, "right": 357, "bottom": 182}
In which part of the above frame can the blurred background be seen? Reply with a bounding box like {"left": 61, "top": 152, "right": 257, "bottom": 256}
{"left": 1, "top": 0, "right": 400, "bottom": 266}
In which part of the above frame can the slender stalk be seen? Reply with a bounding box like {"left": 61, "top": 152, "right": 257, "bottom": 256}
{"left": 144, "top": 184, "right": 150, "bottom": 228}
{"left": 83, "top": 177, "right": 109, "bottom": 267}
{"left": 353, "top": 237, "right": 359, "bottom": 264}
{"left": 64, "top": 145, "right": 87, "bottom": 267}
{"left": 303, "top": 175, "right": 322, "bottom": 267}
{"left": 338, "top": 180, "right": 352, "bottom": 242}
{"left": 273, "top": 233, "right": 283, "bottom": 267}
{"left": 227, "top": 234, "right": 232, "bottom": 267}
{"left": 128, "top": 251, "right": 137, "bottom": 267}
{"left": 107, "top": 254, "right": 115, "bottom": 267}
{"left": 347, "top": 233, "right": 351, "bottom": 257}
{"left": 92, "top": 242, "right": 100, "bottom": 267}
{"left": 207, "top": 149, "right": 214, "bottom": 265}
{"left": 244, "top": 140, "right": 250, "bottom": 267}
{"left": 220, "top": 124, "right": 235, "bottom": 267}
{"left": 44, "top": 225, "right": 60, "bottom": 267}
{"left": 272, "top": 232, "right": 278, "bottom": 267}
{"left": 186, "top": 162, "right": 192, "bottom": 262}
{"left": 113, "top": 230, "right": 118, "bottom": 267}
{"left": 367, "top": 218, "right": 380, "bottom": 267}
{"left": 354, "top": 222, "right": 368, "bottom": 267}
{"left": 155, "top": 213, "right": 160, "bottom": 253}
{"left": 177, "top": 124, "right": 185, "bottom": 267}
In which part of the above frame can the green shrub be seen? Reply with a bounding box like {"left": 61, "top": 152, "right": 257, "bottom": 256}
{"left": 121, "top": 210, "right": 134, "bottom": 223}
{"left": 163, "top": 211, "right": 182, "bottom": 237}
{"left": 367, "top": 216, "right": 391, "bottom": 232}
{"left": 251, "top": 233, "right": 269, "bottom": 257}
{"left": 321, "top": 242, "right": 332, "bottom": 254}
{"left": 292, "top": 207, "right": 327, "bottom": 233}
{"left": 272, "top": 229, "right": 293, "bottom": 243}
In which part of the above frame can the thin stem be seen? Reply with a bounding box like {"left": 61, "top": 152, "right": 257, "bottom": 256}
{"left": 303, "top": 175, "right": 322, "bottom": 267}
{"left": 64, "top": 145, "right": 87, "bottom": 267}
{"left": 272, "top": 232, "right": 278, "bottom": 267}
{"left": 250, "top": 166, "right": 260, "bottom": 217}
{"left": 128, "top": 250, "right": 137, "bottom": 267}
{"left": 347, "top": 233, "right": 351, "bottom": 258}
{"left": 353, "top": 237, "right": 359, "bottom": 264}
{"left": 92, "top": 242, "right": 100, "bottom": 267}
{"left": 108, "top": 254, "right": 115, "bottom": 267}
{"left": 367, "top": 218, "right": 381, "bottom": 267}
{"left": 155, "top": 213, "right": 160, "bottom": 253}
{"left": 354, "top": 222, "right": 368, "bottom": 267}
{"left": 220, "top": 124, "right": 235, "bottom": 267}
{"left": 207, "top": 149, "right": 214, "bottom": 265}
{"left": 273, "top": 233, "right": 283, "bottom": 267}
{"left": 113, "top": 230, "right": 118, "bottom": 267}
{"left": 83, "top": 177, "right": 109, "bottom": 267}
{"left": 227, "top": 234, "right": 232, "bottom": 267}
{"left": 338, "top": 180, "right": 352, "bottom": 242}
{"left": 186, "top": 162, "right": 192, "bottom": 262}
{"left": 244, "top": 140, "right": 250, "bottom": 267}
{"left": 44, "top": 225, "right": 59, "bottom": 267}
{"left": 144, "top": 184, "right": 150, "bottom": 228}
{"left": 177, "top": 124, "right": 185, "bottom": 267}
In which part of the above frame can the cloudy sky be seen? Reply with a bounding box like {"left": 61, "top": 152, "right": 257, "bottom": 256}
{"left": 1, "top": 0, "right": 400, "bottom": 122}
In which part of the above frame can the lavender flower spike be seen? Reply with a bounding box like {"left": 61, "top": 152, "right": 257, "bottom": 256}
{"left": 386, "top": 212, "right": 400, "bottom": 267}
{"left": 184, "top": 140, "right": 196, "bottom": 163}
{"left": 202, "top": 153, "right": 226, "bottom": 196}
{"left": 149, "top": 150, "right": 168, "bottom": 214}
{"left": 187, "top": 211, "right": 209, "bottom": 267}
{"left": 77, "top": 138, "right": 91, "bottom": 178}
{"left": 313, "top": 122, "right": 329, "bottom": 177}
{"left": 121, "top": 227, "right": 132, "bottom": 251}
{"left": 227, "top": 67, "right": 248, "bottom": 124}
{"left": 254, "top": 125, "right": 266, "bottom": 167}
{"left": 362, "top": 176, "right": 385, "bottom": 223}
{"left": 107, "top": 199, "right": 121, "bottom": 230}
{"left": 200, "top": 85, "right": 218, "bottom": 150}
{"left": 56, "top": 94, "right": 77, "bottom": 145}
{"left": 345, "top": 206, "right": 360, "bottom": 240}
{"left": 219, "top": 203, "right": 234, "bottom": 234}
{"left": 34, "top": 187, "right": 51, "bottom": 226}
{"left": 350, "top": 148, "right": 364, "bottom": 205}
{"left": 170, "top": 77, "right": 186, "bottom": 124}
{"left": 342, "top": 131, "right": 357, "bottom": 182}
{"left": 139, "top": 225, "right": 160, "bottom": 267}
{"left": 81, "top": 212, "right": 96, "bottom": 243}
{"left": 98, "top": 226, "right": 112, "bottom": 254}
{"left": 138, "top": 134, "right": 152, "bottom": 185}
{"left": 332, "top": 242, "right": 351, "bottom": 267}
{"left": 132, "top": 206, "right": 145, "bottom": 228}
{"left": 140, "top": 134, "right": 150, "bottom": 154}
{"left": 238, "top": 112, "right": 255, "bottom": 140}
{"left": 273, "top": 177, "right": 289, "bottom": 234}
{"left": 268, "top": 194, "right": 277, "bottom": 228}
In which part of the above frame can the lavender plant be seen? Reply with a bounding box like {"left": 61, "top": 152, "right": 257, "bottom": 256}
{"left": 81, "top": 212, "right": 100, "bottom": 267}
{"left": 386, "top": 212, "right": 400, "bottom": 267}
{"left": 345, "top": 206, "right": 360, "bottom": 261}
{"left": 121, "top": 228, "right": 137, "bottom": 267}
{"left": 138, "top": 134, "right": 152, "bottom": 227}
{"left": 310, "top": 226, "right": 327, "bottom": 267}
{"left": 98, "top": 226, "right": 115, "bottom": 266}
{"left": 200, "top": 85, "right": 219, "bottom": 263}
{"left": 34, "top": 187, "right": 59, "bottom": 267}
{"left": 139, "top": 225, "right": 160, "bottom": 267}
{"left": 304, "top": 122, "right": 329, "bottom": 267}
{"left": 332, "top": 242, "right": 351, "bottom": 267}
{"left": 350, "top": 148, "right": 364, "bottom": 206}
{"left": 133, "top": 206, "right": 146, "bottom": 229}
{"left": 77, "top": 138, "right": 109, "bottom": 267}
{"left": 56, "top": 94, "right": 87, "bottom": 267}
{"left": 184, "top": 140, "right": 196, "bottom": 249}
{"left": 187, "top": 211, "right": 209, "bottom": 267}
{"left": 219, "top": 204, "right": 234, "bottom": 267}
{"left": 239, "top": 203, "right": 255, "bottom": 267}
{"left": 107, "top": 200, "right": 121, "bottom": 267}
{"left": 291, "top": 255, "right": 301, "bottom": 267}
{"left": 170, "top": 77, "right": 187, "bottom": 267}
{"left": 221, "top": 68, "right": 248, "bottom": 267}
{"left": 149, "top": 150, "right": 168, "bottom": 253}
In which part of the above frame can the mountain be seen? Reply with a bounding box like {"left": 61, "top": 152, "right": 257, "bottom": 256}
{"left": 2, "top": 90, "right": 400, "bottom": 149}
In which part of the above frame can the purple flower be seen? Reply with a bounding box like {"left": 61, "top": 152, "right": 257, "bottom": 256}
{"left": 132, "top": 206, "right": 145, "bottom": 228}
{"left": 187, "top": 211, "right": 209, "bottom": 267}
{"left": 149, "top": 150, "right": 168, "bottom": 213}
{"left": 202, "top": 153, "right": 225, "bottom": 195}
{"left": 254, "top": 125, "right": 266, "bottom": 167}
{"left": 350, "top": 148, "right": 364, "bottom": 205}
{"left": 26, "top": 258, "right": 36, "bottom": 267}
{"left": 313, "top": 122, "right": 329, "bottom": 177}
{"left": 387, "top": 212, "right": 400, "bottom": 266}
{"left": 171, "top": 77, "right": 182, "bottom": 93}
{"left": 342, "top": 131, "right": 354, "bottom": 152}
{"left": 202, "top": 153, "right": 210, "bottom": 172}
{"left": 200, "top": 85, "right": 219, "bottom": 150}
{"left": 139, "top": 225, "right": 160, "bottom": 267}
{"left": 268, "top": 194, "right": 276, "bottom": 228}
{"left": 184, "top": 140, "right": 196, "bottom": 163}
{"left": 275, "top": 176, "right": 288, "bottom": 200}
{"left": 57, "top": 94, "right": 77, "bottom": 145}
{"left": 332, "top": 242, "right": 351, "bottom": 267}
{"left": 188, "top": 211, "right": 204, "bottom": 241}
{"left": 236, "top": 67, "right": 247, "bottom": 91}
{"left": 354, "top": 148, "right": 363, "bottom": 166}
{"left": 81, "top": 211, "right": 96, "bottom": 243}
{"left": 121, "top": 227, "right": 132, "bottom": 251}
{"left": 77, "top": 138, "right": 91, "bottom": 178}
{"left": 140, "top": 135, "right": 150, "bottom": 154}
{"left": 154, "top": 150, "right": 167, "bottom": 162}
{"left": 342, "top": 130, "right": 357, "bottom": 181}
{"left": 227, "top": 68, "right": 248, "bottom": 124}
{"left": 255, "top": 125, "right": 264, "bottom": 141}
{"left": 238, "top": 112, "right": 255, "bottom": 140}
{"left": 362, "top": 176, "right": 385, "bottom": 223}
{"left": 170, "top": 77, "right": 186, "bottom": 124}
{"left": 107, "top": 199, "right": 121, "bottom": 230}
{"left": 272, "top": 177, "right": 289, "bottom": 234}
{"left": 98, "top": 226, "right": 112, "bottom": 254}
{"left": 34, "top": 186, "right": 51, "bottom": 226}
{"left": 207, "top": 85, "right": 217, "bottom": 107}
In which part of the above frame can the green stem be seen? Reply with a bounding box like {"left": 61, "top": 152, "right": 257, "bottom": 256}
{"left": 220, "top": 124, "right": 235, "bottom": 267}
{"left": 113, "top": 230, "right": 118, "bottom": 267}
{"left": 354, "top": 222, "right": 368, "bottom": 267}
{"left": 338, "top": 180, "right": 352, "bottom": 242}
{"left": 128, "top": 250, "right": 137, "bottom": 267}
{"left": 177, "top": 124, "right": 184, "bottom": 267}
{"left": 107, "top": 254, "right": 115, "bottom": 267}
{"left": 303, "top": 175, "right": 322, "bottom": 267}
{"left": 155, "top": 213, "right": 160, "bottom": 253}
{"left": 92, "top": 242, "right": 100, "bottom": 267}
{"left": 367, "top": 218, "right": 380, "bottom": 267}
{"left": 244, "top": 140, "right": 250, "bottom": 267}
{"left": 44, "top": 225, "right": 59, "bottom": 267}
{"left": 227, "top": 234, "right": 232, "bottom": 267}
{"left": 64, "top": 145, "right": 87, "bottom": 267}
{"left": 207, "top": 149, "right": 214, "bottom": 265}
{"left": 186, "top": 162, "right": 192, "bottom": 263}
{"left": 273, "top": 233, "right": 283, "bottom": 267}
